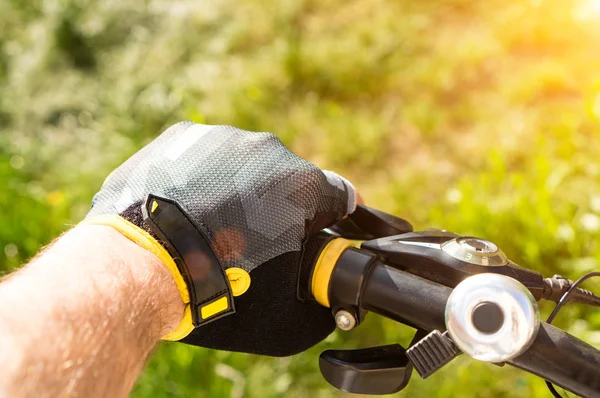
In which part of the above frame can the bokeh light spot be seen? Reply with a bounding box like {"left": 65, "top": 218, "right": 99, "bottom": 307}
{"left": 10, "top": 156, "right": 24, "bottom": 170}
{"left": 4, "top": 244, "right": 18, "bottom": 258}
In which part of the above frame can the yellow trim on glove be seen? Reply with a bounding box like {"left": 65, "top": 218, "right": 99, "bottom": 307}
{"left": 165, "top": 305, "right": 194, "bottom": 341}
{"left": 80, "top": 215, "right": 194, "bottom": 341}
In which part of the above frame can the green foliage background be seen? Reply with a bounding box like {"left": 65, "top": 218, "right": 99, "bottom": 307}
{"left": 2, "top": 0, "right": 600, "bottom": 396}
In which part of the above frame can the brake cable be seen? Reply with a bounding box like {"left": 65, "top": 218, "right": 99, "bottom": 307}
{"left": 545, "top": 271, "right": 600, "bottom": 398}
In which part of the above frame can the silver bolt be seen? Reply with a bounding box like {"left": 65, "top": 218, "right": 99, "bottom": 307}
{"left": 335, "top": 310, "right": 357, "bottom": 331}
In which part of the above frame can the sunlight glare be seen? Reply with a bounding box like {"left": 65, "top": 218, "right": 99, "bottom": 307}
{"left": 574, "top": 0, "right": 600, "bottom": 21}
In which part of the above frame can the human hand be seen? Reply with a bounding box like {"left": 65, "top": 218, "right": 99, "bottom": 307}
{"left": 85, "top": 122, "right": 358, "bottom": 356}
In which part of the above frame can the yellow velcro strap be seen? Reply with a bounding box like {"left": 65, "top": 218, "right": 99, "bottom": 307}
{"left": 80, "top": 215, "right": 194, "bottom": 341}
{"left": 311, "top": 238, "right": 355, "bottom": 308}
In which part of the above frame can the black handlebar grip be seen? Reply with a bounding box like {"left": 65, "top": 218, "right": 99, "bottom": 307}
{"left": 511, "top": 323, "right": 600, "bottom": 397}
{"left": 360, "top": 262, "right": 450, "bottom": 332}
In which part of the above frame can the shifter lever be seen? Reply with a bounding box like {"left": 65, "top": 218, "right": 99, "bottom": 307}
{"left": 319, "top": 344, "right": 412, "bottom": 395}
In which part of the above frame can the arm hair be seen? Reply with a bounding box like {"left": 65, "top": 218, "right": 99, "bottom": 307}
{"left": 0, "top": 225, "right": 184, "bottom": 397}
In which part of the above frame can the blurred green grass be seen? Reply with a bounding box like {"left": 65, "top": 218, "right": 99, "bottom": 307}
{"left": 2, "top": 0, "right": 600, "bottom": 396}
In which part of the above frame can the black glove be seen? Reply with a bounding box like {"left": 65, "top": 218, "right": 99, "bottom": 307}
{"left": 84, "top": 121, "right": 357, "bottom": 356}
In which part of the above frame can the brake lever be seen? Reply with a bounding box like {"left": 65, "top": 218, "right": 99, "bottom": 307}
{"left": 329, "top": 205, "right": 413, "bottom": 240}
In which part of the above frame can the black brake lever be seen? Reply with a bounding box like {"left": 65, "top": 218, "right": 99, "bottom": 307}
{"left": 330, "top": 205, "right": 413, "bottom": 240}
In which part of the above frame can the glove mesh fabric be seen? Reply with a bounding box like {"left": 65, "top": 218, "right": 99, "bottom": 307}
{"left": 89, "top": 122, "right": 348, "bottom": 273}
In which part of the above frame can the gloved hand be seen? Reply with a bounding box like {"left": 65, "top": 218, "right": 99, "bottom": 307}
{"left": 84, "top": 121, "right": 357, "bottom": 356}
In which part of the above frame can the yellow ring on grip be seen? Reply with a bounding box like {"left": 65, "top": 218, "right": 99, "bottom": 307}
{"left": 80, "top": 215, "right": 194, "bottom": 341}
{"left": 311, "top": 238, "right": 354, "bottom": 308}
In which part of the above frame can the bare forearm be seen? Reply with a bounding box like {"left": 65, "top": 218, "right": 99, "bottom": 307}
{"left": 0, "top": 225, "right": 184, "bottom": 397}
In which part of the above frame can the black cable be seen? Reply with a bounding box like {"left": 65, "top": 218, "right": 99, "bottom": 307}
{"left": 545, "top": 381, "right": 563, "bottom": 398}
{"left": 545, "top": 380, "right": 571, "bottom": 398}
{"left": 545, "top": 271, "right": 600, "bottom": 398}
{"left": 547, "top": 272, "right": 600, "bottom": 323}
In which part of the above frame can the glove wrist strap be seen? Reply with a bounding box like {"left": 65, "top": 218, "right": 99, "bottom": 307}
{"left": 142, "top": 195, "right": 237, "bottom": 328}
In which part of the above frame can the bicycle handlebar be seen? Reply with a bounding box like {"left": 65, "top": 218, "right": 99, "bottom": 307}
{"left": 310, "top": 242, "right": 600, "bottom": 397}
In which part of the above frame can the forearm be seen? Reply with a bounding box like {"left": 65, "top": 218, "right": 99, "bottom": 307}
{"left": 0, "top": 225, "right": 184, "bottom": 397}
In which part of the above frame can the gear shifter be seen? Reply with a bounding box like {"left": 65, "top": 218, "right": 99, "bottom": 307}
{"left": 319, "top": 344, "right": 412, "bottom": 395}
